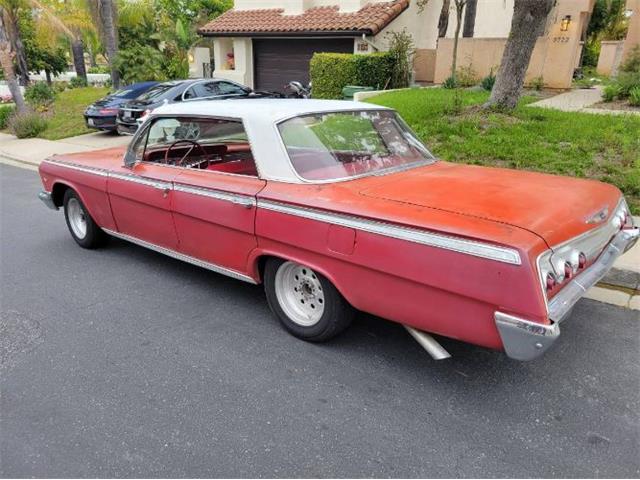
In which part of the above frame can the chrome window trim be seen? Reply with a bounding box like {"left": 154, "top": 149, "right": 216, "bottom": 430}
{"left": 258, "top": 199, "right": 522, "bottom": 265}
{"left": 109, "top": 172, "right": 171, "bottom": 190}
{"left": 42, "top": 159, "right": 109, "bottom": 177}
{"left": 103, "top": 229, "right": 257, "bottom": 284}
{"left": 174, "top": 183, "right": 256, "bottom": 207}
{"left": 273, "top": 109, "right": 437, "bottom": 185}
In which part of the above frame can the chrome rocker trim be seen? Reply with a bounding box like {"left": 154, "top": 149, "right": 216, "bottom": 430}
{"left": 38, "top": 191, "right": 58, "bottom": 210}
{"left": 258, "top": 200, "right": 522, "bottom": 265}
{"left": 497, "top": 227, "right": 639, "bottom": 361}
{"left": 103, "top": 229, "right": 257, "bottom": 284}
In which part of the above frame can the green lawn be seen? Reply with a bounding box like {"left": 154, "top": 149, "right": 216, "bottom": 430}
{"left": 40, "top": 87, "right": 110, "bottom": 140}
{"left": 366, "top": 88, "right": 640, "bottom": 213}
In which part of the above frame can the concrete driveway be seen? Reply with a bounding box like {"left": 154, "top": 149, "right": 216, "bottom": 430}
{"left": 1, "top": 164, "right": 639, "bottom": 478}
{"left": 0, "top": 131, "right": 130, "bottom": 168}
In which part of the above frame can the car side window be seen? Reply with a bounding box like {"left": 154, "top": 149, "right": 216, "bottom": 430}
{"left": 216, "top": 82, "right": 249, "bottom": 96}
{"left": 190, "top": 81, "right": 218, "bottom": 99}
{"left": 141, "top": 116, "right": 257, "bottom": 176}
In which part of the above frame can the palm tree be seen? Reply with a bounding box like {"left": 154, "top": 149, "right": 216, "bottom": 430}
{"left": 34, "top": 0, "right": 95, "bottom": 83}
{"left": 88, "top": 0, "right": 119, "bottom": 88}
{"left": 0, "top": 0, "right": 29, "bottom": 85}
{"left": 0, "top": 9, "right": 27, "bottom": 112}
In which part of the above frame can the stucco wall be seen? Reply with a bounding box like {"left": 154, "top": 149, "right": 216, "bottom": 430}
{"left": 597, "top": 41, "right": 625, "bottom": 76}
{"left": 434, "top": 0, "right": 595, "bottom": 89}
{"left": 621, "top": 0, "right": 640, "bottom": 63}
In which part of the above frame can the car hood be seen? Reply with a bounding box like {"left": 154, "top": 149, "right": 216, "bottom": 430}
{"left": 358, "top": 162, "right": 622, "bottom": 248}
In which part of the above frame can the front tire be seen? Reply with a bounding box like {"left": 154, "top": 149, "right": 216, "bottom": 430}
{"left": 264, "top": 258, "right": 354, "bottom": 342}
{"left": 63, "top": 189, "right": 108, "bottom": 249}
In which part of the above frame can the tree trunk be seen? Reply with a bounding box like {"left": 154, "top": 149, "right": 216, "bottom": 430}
{"left": 45, "top": 69, "right": 51, "bottom": 85}
{"left": 99, "top": 0, "right": 120, "bottom": 89}
{"left": 451, "top": 3, "right": 464, "bottom": 80}
{"left": 0, "top": 13, "right": 26, "bottom": 113}
{"left": 485, "top": 0, "right": 554, "bottom": 110}
{"left": 71, "top": 38, "right": 88, "bottom": 83}
{"left": 438, "top": 0, "right": 451, "bottom": 38}
{"left": 463, "top": 0, "right": 477, "bottom": 37}
{"left": 1, "top": 9, "right": 29, "bottom": 86}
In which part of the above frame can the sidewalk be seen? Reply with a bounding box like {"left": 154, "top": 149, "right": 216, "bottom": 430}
{"left": 0, "top": 131, "right": 637, "bottom": 308}
{"left": 0, "top": 131, "right": 130, "bottom": 168}
{"left": 528, "top": 86, "right": 640, "bottom": 115}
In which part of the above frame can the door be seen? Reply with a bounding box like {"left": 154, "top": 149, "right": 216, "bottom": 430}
{"left": 167, "top": 117, "right": 266, "bottom": 274}
{"left": 108, "top": 123, "right": 180, "bottom": 249}
{"left": 253, "top": 38, "right": 354, "bottom": 92}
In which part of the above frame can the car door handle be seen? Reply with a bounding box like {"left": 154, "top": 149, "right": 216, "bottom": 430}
{"left": 162, "top": 187, "right": 170, "bottom": 198}
{"left": 232, "top": 198, "right": 254, "bottom": 209}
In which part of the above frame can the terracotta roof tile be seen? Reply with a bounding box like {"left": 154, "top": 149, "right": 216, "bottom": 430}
{"left": 199, "top": 0, "right": 409, "bottom": 36}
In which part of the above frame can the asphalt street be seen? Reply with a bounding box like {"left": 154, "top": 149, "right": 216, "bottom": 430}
{"left": 1, "top": 163, "right": 639, "bottom": 478}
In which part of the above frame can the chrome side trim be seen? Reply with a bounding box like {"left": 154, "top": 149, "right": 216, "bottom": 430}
{"left": 258, "top": 200, "right": 522, "bottom": 265}
{"left": 547, "top": 227, "right": 639, "bottom": 322}
{"left": 174, "top": 183, "right": 256, "bottom": 208}
{"left": 103, "top": 229, "right": 257, "bottom": 284}
{"left": 495, "top": 312, "right": 560, "bottom": 361}
{"left": 109, "top": 172, "right": 171, "bottom": 190}
{"left": 43, "top": 159, "right": 109, "bottom": 177}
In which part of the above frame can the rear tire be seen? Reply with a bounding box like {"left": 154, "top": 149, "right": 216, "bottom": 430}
{"left": 63, "top": 189, "right": 108, "bottom": 249}
{"left": 264, "top": 258, "right": 354, "bottom": 342}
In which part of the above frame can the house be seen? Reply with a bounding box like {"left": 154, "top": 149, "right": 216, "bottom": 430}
{"left": 196, "top": 0, "right": 599, "bottom": 91}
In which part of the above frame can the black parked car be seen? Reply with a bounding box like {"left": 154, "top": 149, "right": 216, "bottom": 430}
{"left": 115, "top": 78, "right": 269, "bottom": 135}
{"left": 84, "top": 81, "right": 159, "bottom": 132}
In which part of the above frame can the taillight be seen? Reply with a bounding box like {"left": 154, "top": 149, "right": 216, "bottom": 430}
{"left": 99, "top": 108, "right": 118, "bottom": 115}
{"left": 578, "top": 252, "right": 587, "bottom": 268}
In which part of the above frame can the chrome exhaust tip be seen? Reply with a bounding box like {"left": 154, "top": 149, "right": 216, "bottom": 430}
{"left": 404, "top": 326, "right": 451, "bottom": 360}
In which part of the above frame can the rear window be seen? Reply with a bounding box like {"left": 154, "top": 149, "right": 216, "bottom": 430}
{"left": 278, "top": 110, "right": 435, "bottom": 181}
{"left": 135, "top": 84, "right": 174, "bottom": 102}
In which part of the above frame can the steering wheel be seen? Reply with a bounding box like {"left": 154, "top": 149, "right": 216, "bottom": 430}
{"left": 164, "top": 139, "right": 208, "bottom": 166}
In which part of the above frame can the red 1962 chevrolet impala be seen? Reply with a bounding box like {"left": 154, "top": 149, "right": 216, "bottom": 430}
{"left": 38, "top": 99, "right": 638, "bottom": 361}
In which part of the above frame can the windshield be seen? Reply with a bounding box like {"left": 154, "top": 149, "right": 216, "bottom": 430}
{"left": 135, "top": 84, "right": 174, "bottom": 102}
{"left": 278, "top": 110, "right": 435, "bottom": 181}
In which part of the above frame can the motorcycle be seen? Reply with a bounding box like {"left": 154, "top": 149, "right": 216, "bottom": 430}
{"left": 284, "top": 81, "right": 311, "bottom": 99}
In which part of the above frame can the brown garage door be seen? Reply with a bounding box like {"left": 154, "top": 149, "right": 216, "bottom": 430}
{"left": 253, "top": 38, "right": 354, "bottom": 93}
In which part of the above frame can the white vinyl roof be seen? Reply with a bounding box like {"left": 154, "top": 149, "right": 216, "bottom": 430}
{"left": 150, "top": 98, "right": 393, "bottom": 183}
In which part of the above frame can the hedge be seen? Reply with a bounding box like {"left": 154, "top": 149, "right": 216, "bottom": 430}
{"left": 310, "top": 52, "right": 393, "bottom": 99}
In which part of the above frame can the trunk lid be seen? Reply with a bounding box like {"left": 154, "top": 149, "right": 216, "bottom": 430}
{"left": 359, "top": 162, "right": 621, "bottom": 247}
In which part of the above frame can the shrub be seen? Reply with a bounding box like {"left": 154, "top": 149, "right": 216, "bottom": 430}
{"left": 629, "top": 86, "right": 640, "bottom": 106}
{"left": 310, "top": 52, "right": 393, "bottom": 99}
{"left": 69, "top": 76, "right": 88, "bottom": 88}
{"left": 24, "top": 82, "right": 55, "bottom": 106}
{"left": 0, "top": 104, "right": 15, "bottom": 129}
{"left": 456, "top": 65, "right": 479, "bottom": 87}
{"left": 530, "top": 76, "right": 545, "bottom": 91}
{"left": 620, "top": 45, "right": 640, "bottom": 74}
{"left": 616, "top": 70, "right": 640, "bottom": 97}
{"left": 52, "top": 81, "right": 69, "bottom": 93}
{"left": 602, "top": 83, "right": 621, "bottom": 102}
{"left": 442, "top": 76, "right": 458, "bottom": 89}
{"left": 385, "top": 29, "right": 415, "bottom": 89}
{"left": 88, "top": 65, "right": 110, "bottom": 74}
{"left": 480, "top": 71, "right": 496, "bottom": 91}
{"left": 9, "top": 111, "right": 48, "bottom": 138}
{"left": 115, "top": 46, "right": 167, "bottom": 85}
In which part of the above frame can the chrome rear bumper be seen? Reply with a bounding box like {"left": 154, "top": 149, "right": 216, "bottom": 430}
{"left": 38, "top": 191, "right": 58, "bottom": 210}
{"left": 496, "top": 227, "right": 639, "bottom": 361}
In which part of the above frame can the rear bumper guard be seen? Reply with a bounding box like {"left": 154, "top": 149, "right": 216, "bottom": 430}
{"left": 496, "top": 227, "right": 639, "bottom": 361}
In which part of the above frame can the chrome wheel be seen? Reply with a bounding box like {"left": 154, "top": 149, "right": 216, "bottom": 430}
{"left": 274, "top": 261, "right": 325, "bottom": 327}
{"left": 66, "top": 197, "right": 87, "bottom": 239}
